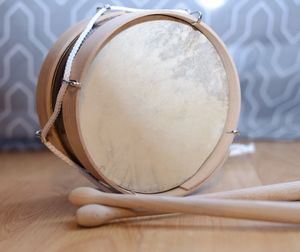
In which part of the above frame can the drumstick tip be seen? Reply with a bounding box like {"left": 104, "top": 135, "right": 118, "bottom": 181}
{"left": 69, "top": 187, "right": 100, "bottom": 206}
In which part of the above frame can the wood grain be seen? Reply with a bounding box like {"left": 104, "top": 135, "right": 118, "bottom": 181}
{"left": 1, "top": 141, "right": 300, "bottom": 252}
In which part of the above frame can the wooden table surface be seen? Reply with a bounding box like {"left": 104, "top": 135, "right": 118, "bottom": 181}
{"left": 1, "top": 141, "right": 300, "bottom": 252}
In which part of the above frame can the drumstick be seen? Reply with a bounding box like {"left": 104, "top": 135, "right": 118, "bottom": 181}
{"left": 69, "top": 181, "right": 300, "bottom": 227}
{"left": 69, "top": 180, "right": 300, "bottom": 207}
{"left": 76, "top": 199, "right": 300, "bottom": 227}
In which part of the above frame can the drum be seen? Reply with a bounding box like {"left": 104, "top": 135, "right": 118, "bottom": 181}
{"left": 36, "top": 6, "right": 240, "bottom": 195}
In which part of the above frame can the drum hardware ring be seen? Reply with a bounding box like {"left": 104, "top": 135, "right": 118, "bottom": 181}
{"left": 189, "top": 10, "right": 202, "bottom": 24}
{"left": 227, "top": 129, "right": 240, "bottom": 136}
{"left": 35, "top": 130, "right": 42, "bottom": 138}
{"left": 96, "top": 4, "right": 111, "bottom": 13}
{"left": 62, "top": 79, "right": 82, "bottom": 88}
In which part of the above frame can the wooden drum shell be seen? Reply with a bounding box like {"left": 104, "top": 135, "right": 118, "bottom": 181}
{"left": 36, "top": 10, "right": 240, "bottom": 195}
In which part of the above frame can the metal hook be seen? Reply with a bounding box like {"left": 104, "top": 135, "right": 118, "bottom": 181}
{"left": 189, "top": 10, "right": 202, "bottom": 24}
{"left": 35, "top": 130, "right": 41, "bottom": 138}
{"left": 62, "top": 79, "right": 81, "bottom": 88}
{"left": 228, "top": 129, "right": 240, "bottom": 136}
{"left": 96, "top": 4, "right": 111, "bottom": 13}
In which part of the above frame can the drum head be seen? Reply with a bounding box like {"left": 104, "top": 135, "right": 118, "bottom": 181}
{"left": 70, "top": 15, "right": 232, "bottom": 193}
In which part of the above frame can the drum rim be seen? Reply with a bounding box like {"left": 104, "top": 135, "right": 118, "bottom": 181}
{"left": 63, "top": 10, "right": 241, "bottom": 195}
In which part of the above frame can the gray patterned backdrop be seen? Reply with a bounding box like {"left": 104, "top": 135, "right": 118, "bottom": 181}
{"left": 0, "top": 0, "right": 300, "bottom": 150}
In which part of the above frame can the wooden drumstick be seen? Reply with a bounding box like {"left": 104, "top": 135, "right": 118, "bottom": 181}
{"left": 69, "top": 181, "right": 300, "bottom": 227}
{"left": 76, "top": 199, "right": 300, "bottom": 227}
{"left": 69, "top": 180, "right": 300, "bottom": 207}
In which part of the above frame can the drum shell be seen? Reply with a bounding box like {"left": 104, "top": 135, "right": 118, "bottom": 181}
{"left": 36, "top": 10, "right": 240, "bottom": 195}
